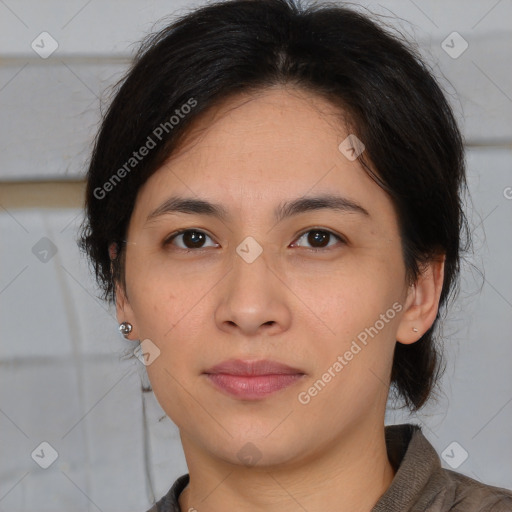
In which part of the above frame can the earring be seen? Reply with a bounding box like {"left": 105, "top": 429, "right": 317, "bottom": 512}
{"left": 119, "top": 322, "right": 133, "bottom": 338}
{"left": 412, "top": 327, "right": 419, "bottom": 333}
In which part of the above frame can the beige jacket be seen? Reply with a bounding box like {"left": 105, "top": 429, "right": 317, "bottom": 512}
{"left": 147, "top": 423, "right": 512, "bottom": 511}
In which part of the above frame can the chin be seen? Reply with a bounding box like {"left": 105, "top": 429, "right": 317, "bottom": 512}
{"left": 209, "top": 429, "right": 308, "bottom": 469}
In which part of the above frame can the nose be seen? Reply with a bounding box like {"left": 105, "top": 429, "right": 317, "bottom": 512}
{"left": 214, "top": 247, "right": 292, "bottom": 337}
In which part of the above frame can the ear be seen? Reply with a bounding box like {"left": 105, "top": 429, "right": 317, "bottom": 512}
{"left": 396, "top": 255, "right": 445, "bottom": 344}
{"left": 115, "top": 281, "right": 138, "bottom": 340}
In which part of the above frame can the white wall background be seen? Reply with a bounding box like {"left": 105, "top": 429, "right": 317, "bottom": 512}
{"left": 0, "top": 1, "right": 511, "bottom": 510}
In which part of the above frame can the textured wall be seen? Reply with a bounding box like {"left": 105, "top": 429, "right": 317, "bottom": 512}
{"left": 1, "top": 1, "right": 511, "bottom": 510}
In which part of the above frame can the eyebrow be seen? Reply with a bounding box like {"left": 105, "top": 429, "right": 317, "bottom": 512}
{"left": 145, "top": 193, "right": 370, "bottom": 224}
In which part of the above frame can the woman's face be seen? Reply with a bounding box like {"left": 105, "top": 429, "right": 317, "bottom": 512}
{"left": 118, "top": 85, "right": 418, "bottom": 467}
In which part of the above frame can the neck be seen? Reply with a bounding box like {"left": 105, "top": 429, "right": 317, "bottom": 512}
{"left": 178, "top": 421, "right": 395, "bottom": 512}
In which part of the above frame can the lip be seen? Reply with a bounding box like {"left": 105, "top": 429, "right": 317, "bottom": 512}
{"left": 203, "top": 359, "right": 306, "bottom": 400}
{"left": 205, "top": 358, "right": 304, "bottom": 376}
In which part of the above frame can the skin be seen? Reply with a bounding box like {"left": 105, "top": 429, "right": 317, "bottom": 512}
{"left": 115, "top": 85, "right": 445, "bottom": 512}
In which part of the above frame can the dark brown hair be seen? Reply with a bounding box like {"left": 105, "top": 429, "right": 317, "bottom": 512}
{"left": 78, "top": 0, "right": 470, "bottom": 412}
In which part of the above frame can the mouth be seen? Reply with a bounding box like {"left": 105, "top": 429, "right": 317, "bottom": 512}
{"left": 203, "top": 359, "right": 306, "bottom": 400}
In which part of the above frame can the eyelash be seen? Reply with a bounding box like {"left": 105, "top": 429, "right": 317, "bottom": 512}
{"left": 162, "top": 228, "right": 346, "bottom": 252}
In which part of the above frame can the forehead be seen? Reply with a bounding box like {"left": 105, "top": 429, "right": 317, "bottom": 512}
{"left": 130, "top": 85, "right": 394, "bottom": 227}
{"left": 168, "top": 85, "right": 347, "bottom": 171}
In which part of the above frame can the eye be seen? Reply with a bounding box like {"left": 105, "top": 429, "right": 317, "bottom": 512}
{"left": 291, "top": 228, "right": 345, "bottom": 250}
{"left": 163, "top": 229, "right": 218, "bottom": 250}
{"left": 163, "top": 227, "right": 345, "bottom": 252}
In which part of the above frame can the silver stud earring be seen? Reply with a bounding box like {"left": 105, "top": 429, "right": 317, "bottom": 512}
{"left": 412, "top": 327, "right": 419, "bottom": 333}
{"left": 119, "top": 322, "right": 133, "bottom": 338}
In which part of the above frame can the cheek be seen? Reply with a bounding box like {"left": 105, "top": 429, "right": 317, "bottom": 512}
{"left": 291, "top": 260, "right": 404, "bottom": 382}
{"left": 126, "top": 263, "right": 209, "bottom": 369}
{"left": 291, "top": 261, "right": 399, "bottom": 331}
{"left": 125, "top": 247, "right": 181, "bottom": 324}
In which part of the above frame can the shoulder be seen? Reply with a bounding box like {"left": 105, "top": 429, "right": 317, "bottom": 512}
{"left": 144, "top": 474, "right": 190, "bottom": 512}
{"left": 424, "top": 465, "right": 512, "bottom": 511}
{"left": 375, "top": 424, "right": 512, "bottom": 512}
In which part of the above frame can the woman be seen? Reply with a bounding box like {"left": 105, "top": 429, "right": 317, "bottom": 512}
{"left": 79, "top": 0, "right": 512, "bottom": 510}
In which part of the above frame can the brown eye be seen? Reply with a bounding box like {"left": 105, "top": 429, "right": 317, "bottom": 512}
{"left": 292, "top": 229, "right": 344, "bottom": 250}
{"left": 164, "top": 229, "right": 218, "bottom": 250}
